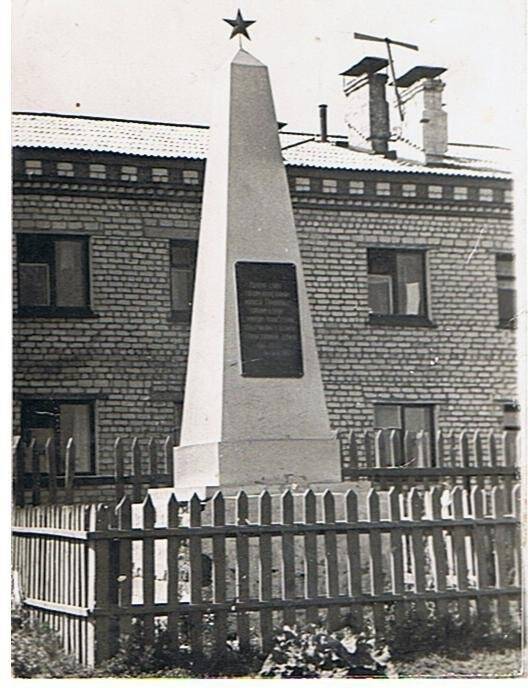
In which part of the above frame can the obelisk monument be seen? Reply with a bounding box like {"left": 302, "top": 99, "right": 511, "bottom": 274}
{"left": 173, "top": 13, "right": 341, "bottom": 496}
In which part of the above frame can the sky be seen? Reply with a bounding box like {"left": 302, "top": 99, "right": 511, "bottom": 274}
{"left": 11, "top": 0, "right": 526, "bottom": 149}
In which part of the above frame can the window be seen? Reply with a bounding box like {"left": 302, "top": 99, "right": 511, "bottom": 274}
{"left": 367, "top": 249, "right": 428, "bottom": 321}
{"left": 453, "top": 186, "right": 468, "bottom": 200}
{"left": 121, "top": 165, "right": 137, "bottom": 181}
{"left": 503, "top": 403, "right": 520, "bottom": 431}
{"left": 152, "top": 167, "right": 169, "bottom": 183}
{"left": 295, "top": 177, "right": 311, "bottom": 192}
{"left": 322, "top": 178, "right": 337, "bottom": 193}
{"left": 182, "top": 169, "right": 200, "bottom": 185}
{"left": 428, "top": 185, "right": 443, "bottom": 199}
{"left": 504, "top": 189, "right": 513, "bottom": 204}
{"left": 21, "top": 399, "right": 95, "bottom": 474}
{"left": 401, "top": 183, "right": 416, "bottom": 198}
{"left": 479, "top": 188, "right": 494, "bottom": 202}
{"left": 376, "top": 182, "right": 390, "bottom": 196}
{"left": 57, "top": 161, "right": 74, "bottom": 177}
{"left": 89, "top": 164, "right": 106, "bottom": 180}
{"left": 374, "top": 403, "right": 435, "bottom": 466}
{"left": 25, "top": 160, "right": 42, "bottom": 176}
{"left": 496, "top": 253, "right": 516, "bottom": 328}
{"left": 17, "top": 234, "right": 90, "bottom": 315}
{"left": 170, "top": 240, "right": 197, "bottom": 319}
{"left": 349, "top": 180, "right": 364, "bottom": 195}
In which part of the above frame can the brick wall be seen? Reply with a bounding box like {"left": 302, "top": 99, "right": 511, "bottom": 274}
{"left": 13, "top": 150, "right": 516, "bottom": 479}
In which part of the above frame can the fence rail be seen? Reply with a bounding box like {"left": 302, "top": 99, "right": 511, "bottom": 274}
{"left": 12, "top": 436, "right": 174, "bottom": 507}
{"left": 12, "top": 484, "right": 522, "bottom": 666}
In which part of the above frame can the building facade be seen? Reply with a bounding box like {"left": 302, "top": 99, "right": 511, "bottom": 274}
{"left": 12, "top": 107, "right": 516, "bottom": 479}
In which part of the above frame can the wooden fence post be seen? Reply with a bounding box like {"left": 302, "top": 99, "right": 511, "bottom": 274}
{"left": 114, "top": 438, "right": 125, "bottom": 503}
{"left": 470, "top": 486, "right": 492, "bottom": 620}
{"left": 280, "top": 489, "right": 296, "bottom": 628}
{"left": 491, "top": 485, "right": 512, "bottom": 631}
{"left": 429, "top": 486, "right": 449, "bottom": 618}
{"left": 131, "top": 438, "right": 142, "bottom": 503}
{"left": 45, "top": 438, "right": 58, "bottom": 504}
{"left": 258, "top": 490, "right": 273, "bottom": 653}
{"left": 142, "top": 494, "right": 156, "bottom": 642}
{"left": 64, "top": 438, "right": 75, "bottom": 504}
{"left": 86, "top": 504, "right": 116, "bottom": 666}
{"left": 451, "top": 486, "right": 470, "bottom": 624}
{"left": 29, "top": 439, "right": 40, "bottom": 506}
{"left": 408, "top": 488, "right": 428, "bottom": 620}
{"left": 13, "top": 436, "right": 25, "bottom": 508}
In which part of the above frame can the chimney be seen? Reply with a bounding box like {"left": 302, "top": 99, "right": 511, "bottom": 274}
{"left": 319, "top": 103, "right": 328, "bottom": 142}
{"left": 340, "top": 56, "right": 391, "bottom": 155}
{"left": 394, "top": 66, "right": 448, "bottom": 165}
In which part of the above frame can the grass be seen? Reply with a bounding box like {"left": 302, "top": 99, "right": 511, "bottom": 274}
{"left": 394, "top": 647, "right": 523, "bottom": 679}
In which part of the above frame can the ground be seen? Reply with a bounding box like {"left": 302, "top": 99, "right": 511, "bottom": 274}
{"left": 394, "top": 648, "right": 523, "bottom": 679}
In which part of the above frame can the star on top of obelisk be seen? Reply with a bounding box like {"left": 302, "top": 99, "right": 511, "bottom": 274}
{"left": 223, "top": 9, "right": 255, "bottom": 43}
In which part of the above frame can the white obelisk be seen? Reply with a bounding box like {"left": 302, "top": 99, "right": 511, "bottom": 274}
{"left": 174, "top": 47, "right": 341, "bottom": 494}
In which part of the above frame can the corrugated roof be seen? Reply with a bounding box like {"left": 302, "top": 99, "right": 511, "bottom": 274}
{"left": 12, "top": 113, "right": 510, "bottom": 179}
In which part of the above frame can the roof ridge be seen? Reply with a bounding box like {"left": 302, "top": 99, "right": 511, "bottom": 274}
{"left": 12, "top": 111, "right": 211, "bottom": 130}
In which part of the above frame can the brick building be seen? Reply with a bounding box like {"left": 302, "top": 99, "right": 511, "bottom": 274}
{"left": 12, "top": 61, "right": 517, "bottom": 482}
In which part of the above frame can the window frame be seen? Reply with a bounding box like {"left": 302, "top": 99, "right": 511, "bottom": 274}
{"left": 374, "top": 402, "right": 436, "bottom": 466}
{"left": 169, "top": 239, "right": 197, "bottom": 322}
{"left": 17, "top": 233, "right": 93, "bottom": 318}
{"left": 496, "top": 253, "right": 516, "bottom": 329}
{"left": 20, "top": 398, "right": 96, "bottom": 476}
{"left": 367, "top": 247, "right": 431, "bottom": 326}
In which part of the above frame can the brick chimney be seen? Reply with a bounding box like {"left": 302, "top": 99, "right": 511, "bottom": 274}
{"left": 394, "top": 66, "right": 448, "bottom": 165}
{"left": 341, "top": 57, "right": 391, "bottom": 155}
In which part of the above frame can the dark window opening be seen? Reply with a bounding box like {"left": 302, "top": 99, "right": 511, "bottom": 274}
{"left": 17, "top": 234, "right": 90, "bottom": 316}
{"left": 503, "top": 403, "right": 520, "bottom": 431}
{"left": 367, "top": 249, "right": 428, "bottom": 321}
{"left": 170, "top": 240, "right": 197, "bottom": 321}
{"left": 374, "top": 403, "right": 436, "bottom": 466}
{"left": 21, "top": 399, "right": 95, "bottom": 475}
{"left": 496, "top": 254, "right": 516, "bottom": 328}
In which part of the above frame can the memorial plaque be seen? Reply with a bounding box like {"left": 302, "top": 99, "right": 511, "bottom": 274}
{"left": 235, "top": 261, "right": 303, "bottom": 377}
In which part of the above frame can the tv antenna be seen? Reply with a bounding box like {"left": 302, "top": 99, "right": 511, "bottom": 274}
{"left": 353, "top": 32, "right": 419, "bottom": 121}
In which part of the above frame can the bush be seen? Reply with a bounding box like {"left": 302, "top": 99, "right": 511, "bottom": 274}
{"left": 11, "top": 604, "right": 89, "bottom": 678}
{"left": 382, "top": 602, "right": 522, "bottom": 660}
{"left": 259, "top": 623, "right": 397, "bottom": 678}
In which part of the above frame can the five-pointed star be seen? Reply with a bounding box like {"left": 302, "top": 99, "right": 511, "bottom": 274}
{"left": 223, "top": 9, "right": 255, "bottom": 40}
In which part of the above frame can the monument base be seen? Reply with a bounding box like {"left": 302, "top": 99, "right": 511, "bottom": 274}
{"left": 173, "top": 437, "right": 342, "bottom": 493}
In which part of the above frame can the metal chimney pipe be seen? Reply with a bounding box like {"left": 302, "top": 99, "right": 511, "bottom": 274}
{"left": 319, "top": 104, "right": 328, "bottom": 142}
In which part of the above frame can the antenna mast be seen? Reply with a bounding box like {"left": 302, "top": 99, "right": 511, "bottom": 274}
{"left": 353, "top": 32, "right": 419, "bottom": 121}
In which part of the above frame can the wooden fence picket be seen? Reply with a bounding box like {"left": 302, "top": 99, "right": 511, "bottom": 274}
{"left": 408, "top": 488, "right": 428, "bottom": 620}
{"left": 212, "top": 492, "right": 227, "bottom": 657}
{"left": 367, "top": 488, "right": 385, "bottom": 635}
{"left": 236, "top": 491, "right": 251, "bottom": 652}
{"left": 303, "top": 489, "right": 319, "bottom": 625}
{"left": 280, "top": 490, "right": 296, "bottom": 628}
{"left": 115, "top": 496, "right": 133, "bottom": 641}
{"left": 470, "top": 486, "right": 492, "bottom": 619}
{"left": 323, "top": 490, "right": 340, "bottom": 632}
{"left": 451, "top": 487, "right": 470, "bottom": 623}
{"left": 131, "top": 439, "right": 142, "bottom": 503}
{"left": 258, "top": 491, "right": 273, "bottom": 652}
{"left": 167, "top": 493, "right": 180, "bottom": 647}
{"left": 428, "top": 487, "right": 449, "bottom": 618}
{"left": 344, "top": 489, "right": 362, "bottom": 630}
{"left": 435, "top": 430, "right": 445, "bottom": 469}
{"left": 64, "top": 439, "right": 75, "bottom": 504}
{"left": 491, "top": 486, "right": 512, "bottom": 630}
{"left": 388, "top": 487, "right": 405, "bottom": 625}
{"left": 188, "top": 494, "right": 203, "bottom": 656}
